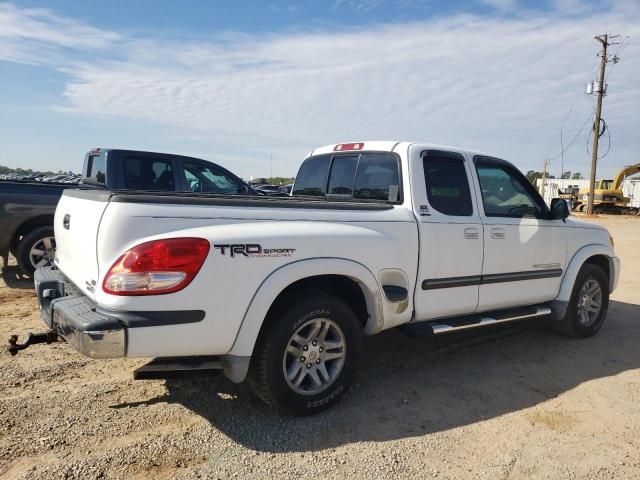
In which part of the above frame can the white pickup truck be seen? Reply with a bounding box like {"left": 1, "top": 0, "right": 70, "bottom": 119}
{"left": 28, "top": 141, "right": 620, "bottom": 414}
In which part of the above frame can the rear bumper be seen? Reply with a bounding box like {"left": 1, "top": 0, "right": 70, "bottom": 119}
{"left": 33, "top": 266, "right": 251, "bottom": 381}
{"left": 35, "top": 266, "right": 125, "bottom": 359}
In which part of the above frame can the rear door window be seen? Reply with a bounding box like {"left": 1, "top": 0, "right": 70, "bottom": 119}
{"left": 423, "top": 152, "right": 473, "bottom": 216}
{"left": 123, "top": 156, "right": 175, "bottom": 191}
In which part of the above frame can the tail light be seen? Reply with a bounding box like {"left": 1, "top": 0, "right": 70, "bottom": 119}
{"left": 103, "top": 238, "right": 210, "bottom": 295}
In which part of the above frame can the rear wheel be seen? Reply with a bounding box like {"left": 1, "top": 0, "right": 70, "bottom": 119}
{"left": 249, "top": 292, "right": 363, "bottom": 415}
{"left": 16, "top": 226, "right": 56, "bottom": 276}
{"left": 554, "top": 264, "right": 609, "bottom": 338}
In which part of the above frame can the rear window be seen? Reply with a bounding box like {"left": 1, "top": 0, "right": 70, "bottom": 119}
{"left": 291, "top": 155, "right": 331, "bottom": 196}
{"left": 123, "top": 156, "right": 175, "bottom": 191}
{"left": 328, "top": 155, "right": 358, "bottom": 195}
{"left": 292, "top": 152, "right": 401, "bottom": 202}
{"left": 84, "top": 154, "right": 106, "bottom": 185}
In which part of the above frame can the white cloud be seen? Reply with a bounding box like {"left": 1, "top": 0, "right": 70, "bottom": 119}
{"left": 0, "top": 3, "right": 120, "bottom": 64}
{"left": 0, "top": 2, "right": 638, "bottom": 178}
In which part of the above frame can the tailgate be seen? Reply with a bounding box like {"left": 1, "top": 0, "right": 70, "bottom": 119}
{"left": 54, "top": 189, "right": 111, "bottom": 300}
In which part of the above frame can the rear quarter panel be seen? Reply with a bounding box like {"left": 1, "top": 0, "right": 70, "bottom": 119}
{"left": 94, "top": 201, "right": 418, "bottom": 357}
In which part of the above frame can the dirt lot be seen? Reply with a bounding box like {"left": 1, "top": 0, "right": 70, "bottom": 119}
{"left": 1, "top": 215, "right": 639, "bottom": 480}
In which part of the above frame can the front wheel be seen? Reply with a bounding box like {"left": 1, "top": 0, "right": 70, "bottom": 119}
{"left": 554, "top": 264, "right": 609, "bottom": 338}
{"left": 249, "top": 292, "right": 363, "bottom": 415}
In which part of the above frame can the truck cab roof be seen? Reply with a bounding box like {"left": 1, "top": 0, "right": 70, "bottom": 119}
{"left": 308, "top": 141, "right": 491, "bottom": 159}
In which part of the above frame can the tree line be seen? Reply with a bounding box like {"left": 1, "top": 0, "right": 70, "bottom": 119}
{"left": 526, "top": 170, "right": 583, "bottom": 184}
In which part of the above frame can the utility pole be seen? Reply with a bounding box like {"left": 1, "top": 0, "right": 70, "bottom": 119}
{"left": 586, "top": 34, "right": 608, "bottom": 215}
{"left": 270, "top": 154, "right": 273, "bottom": 180}
{"left": 540, "top": 159, "right": 548, "bottom": 200}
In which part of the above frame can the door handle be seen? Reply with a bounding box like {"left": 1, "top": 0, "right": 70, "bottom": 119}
{"left": 491, "top": 228, "right": 505, "bottom": 239}
{"left": 464, "top": 228, "right": 480, "bottom": 240}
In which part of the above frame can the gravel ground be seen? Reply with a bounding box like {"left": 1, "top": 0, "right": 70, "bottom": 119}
{"left": 1, "top": 215, "right": 639, "bottom": 479}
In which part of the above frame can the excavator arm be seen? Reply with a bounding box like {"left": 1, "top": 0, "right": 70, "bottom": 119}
{"left": 613, "top": 163, "right": 640, "bottom": 190}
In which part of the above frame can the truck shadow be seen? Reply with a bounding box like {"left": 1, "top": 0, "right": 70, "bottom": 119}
{"left": 154, "top": 300, "right": 639, "bottom": 452}
{"left": 0, "top": 265, "right": 33, "bottom": 289}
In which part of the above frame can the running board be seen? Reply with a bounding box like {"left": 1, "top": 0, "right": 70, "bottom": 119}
{"left": 430, "top": 306, "right": 551, "bottom": 334}
{"left": 403, "top": 306, "right": 551, "bottom": 336}
{"left": 133, "top": 356, "right": 223, "bottom": 380}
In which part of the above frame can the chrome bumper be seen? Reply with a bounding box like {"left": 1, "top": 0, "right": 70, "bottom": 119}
{"left": 34, "top": 266, "right": 125, "bottom": 359}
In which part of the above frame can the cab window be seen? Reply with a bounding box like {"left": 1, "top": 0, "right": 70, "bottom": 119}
{"left": 292, "top": 155, "right": 331, "bottom": 197}
{"left": 327, "top": 155, "right": 358, "bottom": 196}
{"left": 182, "top": 161, "right": 241, "bottom": 194}
{"left": 85, "top": 154, "right": 106, "bottom": 185}
{"left": 293, "top": 152, "right": 401, "bottom": 202}
{"left": 475, "top": 162, "right": 545, "bottom": 218}
{"left": 353, "top": 153, "right": 400, "bottom": 202}
{"left": 423, "top": 152, "right": 473, "bottom": 216}
{"left": 123, "top": 156, "right": 175, "bottom": 191}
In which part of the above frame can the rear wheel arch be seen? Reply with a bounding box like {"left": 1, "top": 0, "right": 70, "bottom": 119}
{"left": 263, "top": 275, "right": 370, "bottom": 329}
{"left": 228, "top": 259, "right": 383, "bottom": 361}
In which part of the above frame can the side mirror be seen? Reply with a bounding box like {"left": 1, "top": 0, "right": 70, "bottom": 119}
{"left": 550, "top": 198, "right": 570, "bottom": 220}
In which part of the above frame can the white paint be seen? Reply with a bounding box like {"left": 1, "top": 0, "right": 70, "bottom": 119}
{"left": 55, "top": 141, "right": 619, "bottom": 361}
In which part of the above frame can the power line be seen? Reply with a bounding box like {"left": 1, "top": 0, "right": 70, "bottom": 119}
{"left": 547, "top": 108, "right": 595, "bottom": 162}
{"left": 543, "top": 56, "right": 600, "bottom": 160}
{"left": 604, "top": 35, "right": 629, "bottom": 82}
{"left": 586, "top": 118, "right": 611, "bottom": 160}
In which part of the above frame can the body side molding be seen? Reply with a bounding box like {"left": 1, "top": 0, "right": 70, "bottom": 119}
{"left": 422, "top": 269, "right": 563, "bottom": 290}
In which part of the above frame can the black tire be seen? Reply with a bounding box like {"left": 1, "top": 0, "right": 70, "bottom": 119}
{"left": 249, "top": 292, "right": 363, "bottom": 415}
{"left": 554, "top": 264, "right": 609, "bottom": 338}
{"left": 16, "top": 226, "right": 56, "bottom": 276}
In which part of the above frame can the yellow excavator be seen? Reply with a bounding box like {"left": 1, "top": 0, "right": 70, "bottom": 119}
{"left": 573, "top": 163, "right": 640, "bottom": 215}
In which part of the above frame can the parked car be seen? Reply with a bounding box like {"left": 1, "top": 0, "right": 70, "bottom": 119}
{"left": 254, "top": 184, "right": 287, "bottom": 196}
{"left": 0, "top": 149, "right": 255, "bottom": 274}
{"left": 280, "top": 183, "right": 294, "bottom": 194}
{"left": 26, "top": 141, "right": 619, "bottom": 415}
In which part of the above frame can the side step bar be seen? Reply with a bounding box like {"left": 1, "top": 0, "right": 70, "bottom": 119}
{"left": 133, "top": 356, "right": 223, "bottom": 380}
{"left": 430, "top": 307, "right": 551, "bottom": 334}
{"left": 403, "top": 306, "right": 551, "bottom": 336}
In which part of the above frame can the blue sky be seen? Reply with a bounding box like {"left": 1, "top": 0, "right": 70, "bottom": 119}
{"left": 1, "top": 0, "right": 639, "bottom": 179}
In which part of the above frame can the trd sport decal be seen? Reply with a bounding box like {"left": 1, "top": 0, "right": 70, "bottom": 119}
{"left": 213, "top": 244, "right": 296, "bottom": 258}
